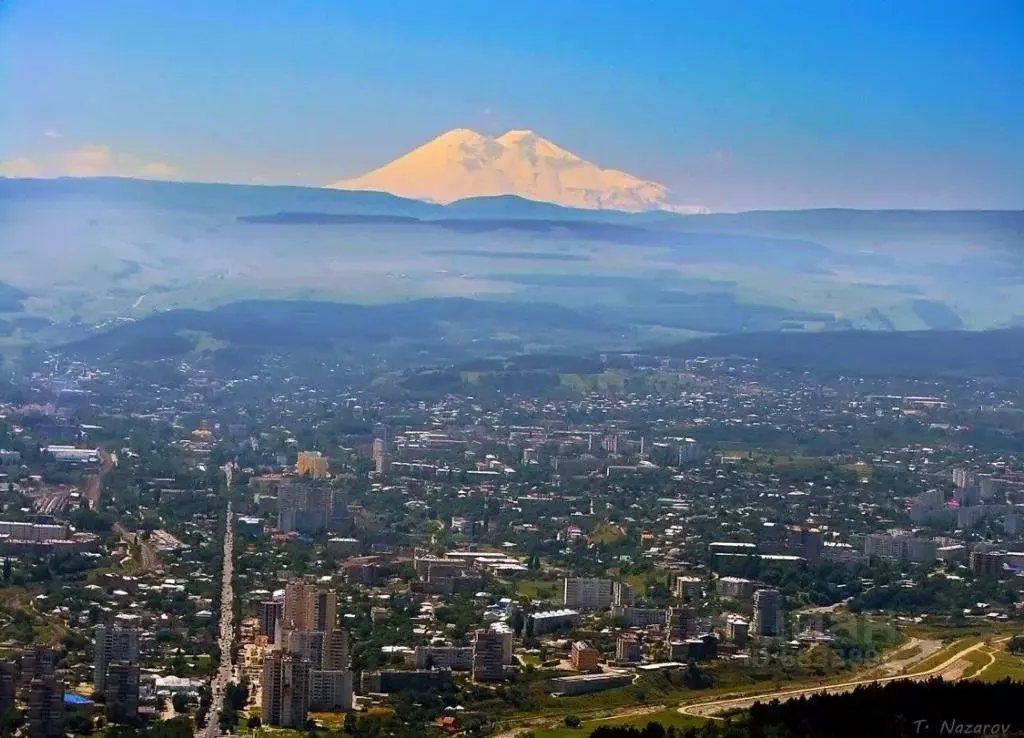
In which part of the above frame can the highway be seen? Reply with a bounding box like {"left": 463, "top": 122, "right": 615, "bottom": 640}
{"left": 202, "top": 465, "right": 236, "bottom": 738}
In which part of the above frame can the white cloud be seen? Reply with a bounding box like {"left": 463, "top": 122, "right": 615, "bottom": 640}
{"left": 0, "top": 144, "right": 182, "bottom": 180}
{"left": 43, "top": 130, "right": 63, "bottom": 139}
{"left": 139, "top": 161, "right": 179, "bottom": 178}
{"left": 64, "top": 144, "right": 113, "bottom": 176}
{"left": 0, "top": 156, "right": 40, "bottom": 177}
{"left": 63, "top": 144, "right": 179, "bottom": 179}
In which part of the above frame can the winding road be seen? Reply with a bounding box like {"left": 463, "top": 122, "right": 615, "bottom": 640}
{"left": 679, "top": 638, "right": 1006, "bottom": 720}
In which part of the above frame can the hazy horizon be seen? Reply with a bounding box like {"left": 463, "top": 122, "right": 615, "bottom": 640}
{"left": 2, "top": 0, "right": 1023, "bottom": 212}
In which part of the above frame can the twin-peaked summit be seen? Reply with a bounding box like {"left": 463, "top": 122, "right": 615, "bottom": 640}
{"left": 329, "top": 128, "right": 697, "bottom": 213}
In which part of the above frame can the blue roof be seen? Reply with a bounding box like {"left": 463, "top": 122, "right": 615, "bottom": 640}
{"left": 64, "top": 694, "right": 93, "bottom": 705}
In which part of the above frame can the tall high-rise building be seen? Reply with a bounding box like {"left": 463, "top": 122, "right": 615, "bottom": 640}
{"left": 287, "top": 630, "right": 325, "bottom": 668}
{"left": 752, "top": 589, "right": 785, "bottom": 637}
{"left": 22, "top": 646, "right": 57, "bottom": 684}
{"left": 93, "top": 624, "right": 139, "bottom": 694}
{"left": 260, "top": 600, "right": 284, "bottom": 644}
{"left": 471, "top": 629, "right": 505, "bottom": 683}
{"left": 488, "top": 622, "right": 514, "bottom": 665}
{"left": 373, "top": 423, "right": 392, "bottom": 446}
{"left": 324, "top": 629, "right": 350, "bottom": 671}
{"left": 953, "top": 468, "right": 975, "bottom": 489}
{"left": 277, "top": 482, "right": 306, "bottom": 533}
{"left": 282, "top": 582, "right": 319, "bottom": 634}
{"left": 674, "top": 575, "right": 703, "bottom": 601}
{"left": 372, "top": 438, "right": 391, "bottom": 475}
{"left": 612, "top": 580, "right": 635, "bottom": 607}
{"left": 103, "top": 661, "right": 140, "bottom": 721}
{"left": 26, "top": 674, "right": 64, "bottom": 738}
{"left": 328, "top": 488, "right": 352, "bottom": 533}
{"left": 316, "top": 590, "right": 338, "bottom": 633}
{"left": 262, "top": 651, "right": 312, "bottom": 729}
{"left": 667, "top": 605, "right": 698, "bottom": 642}
{"left": 0, "top": 661, "right": 16, "bottom": 715}
{"left": 309, "top": 669, "right": 353, "bottom": 711}
{"left": 296, "top": 451, "right": 329, "bottom": 478}
{"left": 278, "top": 482, "right": 332, "bottom": 533}
{"left": 786, "top": 527, "right": 823, "bottom": 563}
{"left": 616, "top": 634, "right": 643, "bottom": 664}
{"left": 563, "top": 577, "right": 612, "bottom": 611}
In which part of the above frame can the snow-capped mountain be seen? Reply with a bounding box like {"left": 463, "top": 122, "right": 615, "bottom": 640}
{"left": 328, "top": 128, "right": 701, "bottom": 213}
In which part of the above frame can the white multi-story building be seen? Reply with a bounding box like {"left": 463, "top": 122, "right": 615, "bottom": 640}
{"left": 821, "top": 542, "right": 864, "bottom": 565}
{"left": 863, "top": 534, "right": 936, "bottom": 563}
{"left": 489, "top": 622, "right": 515, "bottom": 665}
{"left": 715, "top": 576, "right": 754, "bottom": 599}
{"left": 752, "top": 589, "right": 784, "bottom": 637}
{"left": 0, "top": 521, "right": 68, "bottom": 542}
{"left": 674, "top": 575, "right": 703, "bottom": 601}
{"left": 410, "top": 646, "right": 473, "bottom": 671}
{"left": 528, "top": 609, "right": 580, "bottom": 635}
{"left": 309, "top": 669, "right": 352, "bottom": 711}
{"left": 611, "top": 605, "right": 667, "bottom": 627}
{"left": 563, "top": 577, "right": 612, "bottom": 611}
{"left": 93, "top": 624, "right": 140, "bottom": 694}
{"left": 262, "top": 651, "right": 311, "bottom": 729}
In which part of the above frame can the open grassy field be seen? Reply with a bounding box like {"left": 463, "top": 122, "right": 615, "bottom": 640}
{"left": 906, "top": 637, "right": 986, "bottom": 675}
{"left": 959, "top": 650, "right": 993, "bottom": 679}
{"left": 531, "top": 708, "right": 706, "bottom": 738}
{"left": 977, "top": 650, "right": 1024, "bottom": 683}
{"left": 514, "top": 578, "right": 562, "bottom": 601}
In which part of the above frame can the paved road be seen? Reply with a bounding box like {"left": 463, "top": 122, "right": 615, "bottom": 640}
{"left": 86, "top": 448, "right": 115, "bottom": 511}
{"left": 679, "top": 639, "right": 996, "bottom": 720}
{"left": 112, "top": 523, "right": 161, "bottom": 571}
{"left": 201, "top": 465, "right": 236, "bottom": 738}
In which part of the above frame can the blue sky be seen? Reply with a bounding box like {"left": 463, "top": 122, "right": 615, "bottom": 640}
{"left": 2, "top": 0, "right": 1022, "bottom": 210}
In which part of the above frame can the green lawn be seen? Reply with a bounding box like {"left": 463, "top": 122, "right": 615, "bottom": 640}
{"left": 959, "top": 650, "right": 992, "bottom": 679}
{"left": 977, "top": 651, "right": 1024, "bottom": 683}
{"left": 515, "top": 578, "right": 562, "bottom": 601}
{"left": 520, "top": 653, "right": 544, "bottom": 667}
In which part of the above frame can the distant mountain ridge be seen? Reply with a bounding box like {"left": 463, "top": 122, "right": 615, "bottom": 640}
{"left": 62, "top": 297, "right": 1024, "bottom": 379}
{"left": 329, "top": 128, "right": 704, "bottom": 213}
{"left": 3, "top": 176, "right": 1024, "bottom": 339}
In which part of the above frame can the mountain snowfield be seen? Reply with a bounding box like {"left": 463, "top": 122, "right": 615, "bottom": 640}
{"left": 329, "top": 128, "right": 704, "bottom": 213}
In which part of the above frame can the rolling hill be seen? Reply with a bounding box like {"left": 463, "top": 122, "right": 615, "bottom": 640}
{"left": 1, "top": 177, "right": 1023, "bottom": 348}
